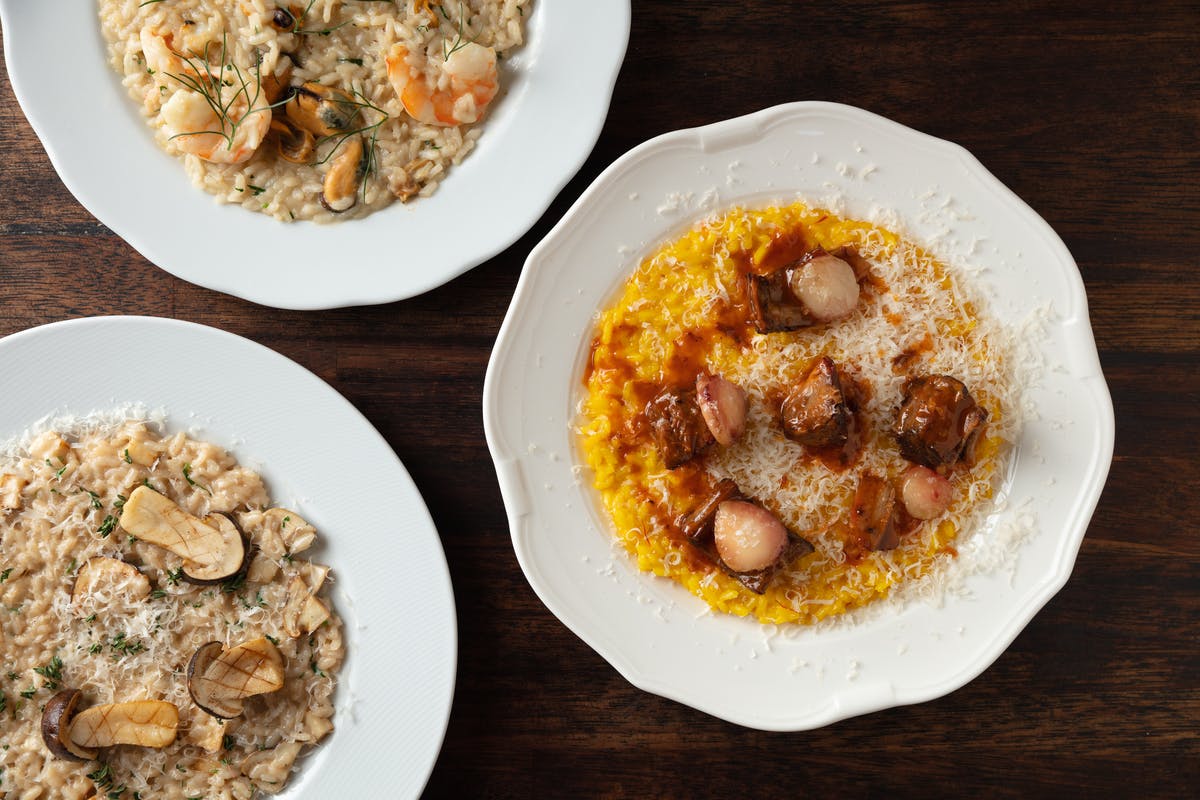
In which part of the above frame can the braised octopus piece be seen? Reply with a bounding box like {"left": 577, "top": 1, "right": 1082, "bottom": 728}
{"left": 646, "top": 386, "right": 716, "bottom": 469}
{"left": 850, "top": 473, "right": 899, "bottom": 551}
{"left": 894, "top": 375, "right": 988, "bottom": 468}
{"left": 781, "top": 356, "right": 852, "bottom": 447}
{"left": 744, "top": 247, "right": 862, "bottom": 333}
{"left": 674, "top": 482, "right": 814, "bottom": 594}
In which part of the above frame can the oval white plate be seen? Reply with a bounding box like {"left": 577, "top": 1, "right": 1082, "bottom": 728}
{"left": 0, "top": 3, "right": 629, "bottom": 309}
{"left": 0, "top": 317, "right": 455, "bottom": 797}
{"left": 483, "top": 102, "right": 1114, "bottom": 731}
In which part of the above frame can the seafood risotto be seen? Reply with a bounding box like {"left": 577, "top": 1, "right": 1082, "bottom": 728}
{"left": 578, "top": 201, "right": 1019, "bottom": 625}
{"left": 98, "top": 0, "right": 532, "bottom": 222}
{"left": 0, "top": 419, "right": 342, "bottom": 798}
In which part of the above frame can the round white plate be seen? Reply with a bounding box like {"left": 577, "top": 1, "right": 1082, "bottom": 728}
{"left": 0, "top": 3, "right": 629, "bottom": 309}
{"left": 483, "top": 102, "right": 1114, "bottom": 731}
{"left": 0, "top": 316, "right": 455, "bottom": 797}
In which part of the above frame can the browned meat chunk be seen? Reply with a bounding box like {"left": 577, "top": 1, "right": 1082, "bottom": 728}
{"left": 745, "top": 270, "right": 812, "bottom": 333}
{"left": 781, "top": 356, "right": 850, "bottom": 447}
{"left": 675, "top": 485, "right": 814, "bottom": 594}
{"left": 893, "top": 375, "right": 988, "bottom": 468}
{"left": 744, "top": 247, "right": 864, "bottom": 333}
{"left": 850, "top": 473, "right": 899, "bottom": 551}
{"left": 645, "top": 386, "right": 715, "bottom": 469}
{"left": 674, "top": 479, "right": 741, "bottom": 542}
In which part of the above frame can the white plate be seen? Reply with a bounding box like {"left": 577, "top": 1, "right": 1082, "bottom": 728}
{"left": 0, "top": 3, "right": 629, "bottom": 310}
{"left": 0, "top": 316, "right": 455, "bottom": 797}
{"left": 483, "top": 102, "right": 1114, "bottom": 731}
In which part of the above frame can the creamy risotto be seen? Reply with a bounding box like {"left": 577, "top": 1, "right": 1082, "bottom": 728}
{"left": 578, "top": 201, "right": 1019, "bottom": 625}
{"left": 98, "top": 0, "right": 532, "bottom": 222}
{"left": 0, "top": 419, "right": 342, "bottom": 798}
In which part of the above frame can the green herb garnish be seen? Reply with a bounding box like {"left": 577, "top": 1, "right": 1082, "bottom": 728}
{"left": 97, "top": 515, "right": 117, "bottom": 538}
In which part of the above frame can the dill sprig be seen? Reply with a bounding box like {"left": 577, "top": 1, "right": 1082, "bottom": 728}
{"left": 441, "top": 1, "right": 478, "bottom": 61}
{"left": 162, "top": 35, "right": 285, "bottom": 157}
{"left": 291, "top": 0, "right": 353, "bottom": 37}
{"left": 309, "top": 91, "right": 390, "bottom": 202}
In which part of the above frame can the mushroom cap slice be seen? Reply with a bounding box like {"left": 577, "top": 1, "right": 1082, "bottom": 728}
{"left": 187, "top": 642, "right": 245, "bottom": 719}
{"left": 41, "top": 689, "right": 99, "bottom": 761}
{"left": 71, "top": 556, "right": 150, "bottom": 613}
{"left": 260, "top": 507, "right": 317, "bottom": 555}
{"left": 180, "top": 513, "right": 250, "bottom": 585}
{"left": 120, "top": 486, "right": 227, "bottom": 567}
{"left": 68, "top": 700, "right": 179, "bottom": 750}
{"left": 188, "top": 637, "right": 285, "bottom": 719}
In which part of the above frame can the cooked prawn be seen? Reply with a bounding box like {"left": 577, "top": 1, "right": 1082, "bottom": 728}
{"left": 140, "top": 29, "right": 272, "bottom": 165}
{"left": 385, "top": 41, "right": 498, "bottom": 126}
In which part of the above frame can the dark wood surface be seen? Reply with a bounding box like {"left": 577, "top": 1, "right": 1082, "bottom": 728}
{"left": 2, "top": 2, "right": 1198, "bottom": 798}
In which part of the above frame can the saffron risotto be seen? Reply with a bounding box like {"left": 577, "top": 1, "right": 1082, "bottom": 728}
{"left": 578, "top": 201, "right": 1018, "bottom": 625}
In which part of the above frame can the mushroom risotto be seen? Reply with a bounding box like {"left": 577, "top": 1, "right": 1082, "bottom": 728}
{"left": 578, "top": 201, "right": 1019, "bottom": 625}
{"left": 98, "top": 0, "right": 533, "bottom": 222}
{"left": 0, "top": 419, "right": 342, "bottom": 798}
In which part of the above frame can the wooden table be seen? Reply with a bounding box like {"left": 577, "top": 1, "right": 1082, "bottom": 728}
{"left": 1, "top": 2, "right": 1197, "bottom": 797}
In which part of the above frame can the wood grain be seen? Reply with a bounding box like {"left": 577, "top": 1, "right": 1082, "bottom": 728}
{"left": 1, "top": 1, "right": 1197, "bottom": 798}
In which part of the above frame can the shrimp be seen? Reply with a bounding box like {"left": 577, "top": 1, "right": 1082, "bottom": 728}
{"left": 385, "top": 41, "right": 498, "bottom": 126}
{"left": 140, "top": 29, "right": 272, "bottom": 165}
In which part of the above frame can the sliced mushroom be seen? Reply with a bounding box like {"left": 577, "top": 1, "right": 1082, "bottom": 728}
{"left": 187, "top": 642, "right": 244, "bottom": 719}
{"left": 71, "top": 556, "right": 151, "bottom": 613}
{"left": 245, "top": 551, "right": 280, "bottom": 584}
{"left": 695, "top": 372, "right": 748, "bottom": 447}
{"left": 241, "top": 741, "right": 303, "bottom": 790}
{"left": 30, "top": 431, "right": 70, "bottom": 464}
{"left": 68, "top": 700, "right": 179, "bottom": 750}
{"left": 300, "top": 562, "right": 330, "bottom": 594}
{"left": 123, "top": 436, "right": 160, "bottom": 467}
{"left": 299, "top": 594, "right": 331, "bottom": 633}
{"left": 180, "top": 513, "right": 250, "bottom": 585}
{"left": 271, "top": 118, "right": 315, "bottom": 164}
{"left": 186, "top": 706, "right": 234, "bottom": 752}
{"left": 261, "top": 508, "right": 317, "bottom": 555}
{"left": 188, "top": 637, "right": 285, "bottom": 719}
{"left": 41, "top": 689, "right": 98, "bottom": 761}
{"left": 119, "top": 487, "right": 248, "bottom": 584}
{"left": 285, "top": 82, "right": 359, "bottom": 137}
{"left": 1, "top": 472, "right": 27, "bottom": 510}
{"left": 320, "top": 135, "right": 366, "bottom": 213}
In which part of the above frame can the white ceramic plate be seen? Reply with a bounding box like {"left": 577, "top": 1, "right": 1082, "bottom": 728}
{"left": 0, "top": 3, "right": 629, "bottom": 309}
{"left": 0, "top": 316, "right": 455, "bottom": 796}
{"left": 483, "top": 102, "right": 1114, "bottom": 731}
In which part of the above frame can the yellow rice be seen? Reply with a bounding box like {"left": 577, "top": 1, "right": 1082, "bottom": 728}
{"left": 578, "top": 201, "right": 1016, "bottom": 625}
